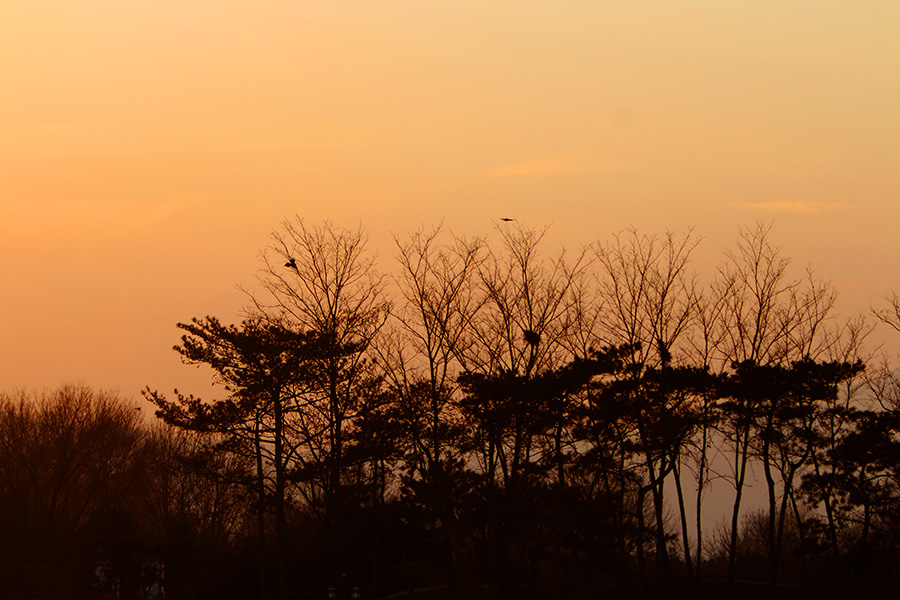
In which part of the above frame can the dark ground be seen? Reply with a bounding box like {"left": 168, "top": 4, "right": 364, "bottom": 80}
{"left": 371, "top": 580, "right": 894, "bottom": 600}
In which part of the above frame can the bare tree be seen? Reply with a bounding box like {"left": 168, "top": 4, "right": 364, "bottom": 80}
{"left": 387, "top": 224, "right": 484, "bottom": 476}
{"left": 685, "top": 289, "right": 733, "bottom": 577}
{"left": 377, "top": 225, "right": 485, "bottom": 588}
{"left": 592, "top": 227, "right": 702, "bottom": 577}
{"left": 709, "top": 223, "right": 853, "bottom": 585}
{"left": 712, "top": 223, "right": 794, "bottom": 583}
{"left": 460, "top": 223, "right": 588, "bottom": 379}
{"left": 873, "top": 292, "right": 900, "bottom": 334}
{"left": 712, "top": 223, "right": 800, "bottom": 366}
{"left": 249, "top": 218, "right": 391, "bottom": 576}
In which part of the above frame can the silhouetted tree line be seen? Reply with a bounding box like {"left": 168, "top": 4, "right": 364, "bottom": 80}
{"left": 3, "top": 219, "right": 900, "bottom": 600}
{"left": 0, "top": 386, "right": 255, "bottom": 599}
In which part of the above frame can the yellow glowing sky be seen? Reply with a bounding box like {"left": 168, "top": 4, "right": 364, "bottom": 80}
{"left": 2, "top": 1, "right": 899, "bottom": 399}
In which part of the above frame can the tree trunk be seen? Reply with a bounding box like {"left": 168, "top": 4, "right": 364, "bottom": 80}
{"left": 254, "top": 414, "right": 269, "bottom": 600}
{"left": 672, "top": 461, "right": 694, "bottom": 580}
{"left": 694, "top": 416, "right": 709, "bottom": 580}
{"left": 761, "top": 416, "right": 779, "bottom": 586}
{"left": 728, "top": 423, "right": 751, "bottom": 585}
{"left": 273, "top": 389, "right": 287, "bottom": 600}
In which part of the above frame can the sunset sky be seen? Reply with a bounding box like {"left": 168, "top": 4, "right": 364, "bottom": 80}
{"left": 2, "top": 1, "right": 899, "bottom": 401}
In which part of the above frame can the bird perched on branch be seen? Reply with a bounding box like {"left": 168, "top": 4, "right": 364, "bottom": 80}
{"left": 284, "top": 257, "right": 298, "bottom": 270}
{"left": 523, "top": 329, "right": 541, "bottom": 346}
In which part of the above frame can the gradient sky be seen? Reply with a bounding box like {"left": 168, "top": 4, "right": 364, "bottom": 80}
{"left": 2, "top": 1, "right": 899, "bottom": 401}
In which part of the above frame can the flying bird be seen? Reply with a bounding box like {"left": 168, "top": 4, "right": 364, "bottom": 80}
{"left": 500, "top": 217, "right": 515, "bottom": 222}
{"left": 284, "top": 257, "right": 298, "bottom": 270}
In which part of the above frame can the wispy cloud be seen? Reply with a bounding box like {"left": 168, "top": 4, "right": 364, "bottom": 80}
{"left": 736, "top": 201, "right": 849, "bottom": 214}
{"left": 489, "top": 155, "right": 634, "bottom": 178}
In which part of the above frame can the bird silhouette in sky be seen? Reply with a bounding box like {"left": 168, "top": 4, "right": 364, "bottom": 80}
{"left": 523, "top": 329, "right": 541, "bottom": 346}
{"left": 500, "top": 217, "right": 515, "bottom": 222}
{"left": 284, "top": 257, "right": 298, "bottom": 270}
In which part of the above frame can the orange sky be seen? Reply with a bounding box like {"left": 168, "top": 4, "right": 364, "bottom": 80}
{"left": 2, "top": 1, "right": 899, "bottom": 400}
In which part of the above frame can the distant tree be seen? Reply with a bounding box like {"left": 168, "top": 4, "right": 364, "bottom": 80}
{"left": 0, "top": 386, "right": 147, "bottom": 571}
{"left": 140, "top": 423, "right": 253, "bottom": 545}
